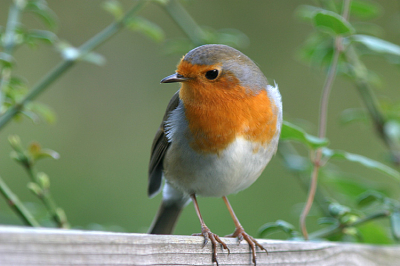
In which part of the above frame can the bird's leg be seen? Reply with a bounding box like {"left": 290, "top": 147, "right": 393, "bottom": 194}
{"left": 223, "top": 196, "right": 267, "bottom": 265}
{"left": 191, "top": 194, "right": 229, "bottom": 265}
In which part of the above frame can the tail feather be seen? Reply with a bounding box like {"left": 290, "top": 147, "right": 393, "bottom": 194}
{"left": 148, "top": 201, "right": 183, "bottom": 234}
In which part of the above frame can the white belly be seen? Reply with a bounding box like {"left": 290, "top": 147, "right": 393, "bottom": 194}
{"left": 163, "top": 136, "right": 278, "bottom": 197}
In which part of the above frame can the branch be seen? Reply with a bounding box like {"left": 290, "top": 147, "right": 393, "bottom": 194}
{"left": 0, "top": 176, "right": 40, "bottom": 227}
{"left": 0, "top": 0, "right": 147, "bottom": 130}
{"left": 161, "top": 0, "right": 204, "bottom": 46}
{"left": 345, "top": 47, "right": 400, "bottom": 165}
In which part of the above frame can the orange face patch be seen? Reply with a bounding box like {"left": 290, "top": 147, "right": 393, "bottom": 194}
{"left": 177, "top": 60, "right": 278, "bottom": 154}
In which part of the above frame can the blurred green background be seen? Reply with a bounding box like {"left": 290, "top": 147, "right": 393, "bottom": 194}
{"left": 0, "top": 0, "right": 399, "bottom": 238}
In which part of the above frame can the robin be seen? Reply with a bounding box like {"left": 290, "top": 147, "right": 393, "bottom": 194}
{"left": 148, "top": 44, "right": 282, "bottom": 265}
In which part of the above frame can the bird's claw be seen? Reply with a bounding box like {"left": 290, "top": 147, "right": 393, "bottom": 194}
{"left": 225, "top": 227, "right": 267, "bottom": 265}
{"left": 193, "top": 226, "right": 230, "bottom": 265}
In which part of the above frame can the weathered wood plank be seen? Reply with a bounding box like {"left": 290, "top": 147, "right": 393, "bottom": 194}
{"left": 0, "top": 226, "right": 399, "bottom": 265}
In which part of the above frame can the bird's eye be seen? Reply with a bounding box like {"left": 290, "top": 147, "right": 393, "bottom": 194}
{"left": 205, "top": 69, "right": 219, "bottom": 80}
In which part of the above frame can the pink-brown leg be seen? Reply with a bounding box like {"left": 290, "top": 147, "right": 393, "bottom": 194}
{"left": 191, "top": 194, "right": 229, "bottom": 265}
{"left": 223, "top": 196, "right": 267, "bottom": 265}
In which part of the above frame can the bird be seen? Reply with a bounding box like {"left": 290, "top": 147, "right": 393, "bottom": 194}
{"left": 148, "top": 44, "right": 282, "bottom": 265}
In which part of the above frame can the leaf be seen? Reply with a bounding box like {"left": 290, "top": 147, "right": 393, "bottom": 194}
{"left": 352, "top": 22, "right": 384, "bottom": 37}
{"left": 8, "top": 135, "right": 23, "bottom": 152}
{"left": 313, "top": 10, "right": 355, "bottom": 35}
{"left": 126, "top": 16, "right": 165, "bottom": 43}
{"left": 29, "top": 142, "right": 42, "bottom": 157}
{"left": 27, "top": 141, "right": 59, "bottom": 161}
{"left": 38, "top": 149, "right": 60, "bottom": 160}
{"left": 258, "top": 220, "right": 296, "bottom": 237}
{"left": 59, "top": 45, "right": 80, "bottom": 61}
{"left": 358, "top": 222, "right": 393, "bottom": 244}
{"left": 328, "top": 202, "right": 351, "bottom": 217}
{"left": 102, "top": 0, "right": 124, "bottom": 20}
{"left": 384, "top": 120, "right": 400, "bottom": 143}
{"left": 27, "top": 182, "right": 43, "bottom": 196}
{"left": 81, "top": 52, "right": 106, "bottom": 66}
{"left": 26, "top": 29, "right": 58, "bottom": 45}
{"left": 297, "top": 32, "right": 336, "bottom": 68}
{"left": 281, "top": 121, "right": 329, "bottom": 149}
{"left": 56, "top": 42, "right": 105, "bottom": 65}
{"left": 323, "top": 148, "right": 400, "bottom": 181}
{"left": 295, "top": 5, "right": 324, "bottom": 21}
{"left": 340, "top": 108, "right": 369, "bottom": 125}
{"left": 0, "top": 52, "right": 15, "bottom": 67}
{"left": 28, "top": 102, "right": 57, "bottom": 124}
{"left": 351, "top": 35, "right": 400, "bottom": 56}
{"left": 390, "top": 211, "right": 400, "bottom": 240}
{"left": 321, "top": 170, "right": 385, "bottom": 199}
{"left": 357, "top": 190, "right": 384, "bottom": 207}
{"left": 37, "top": 172, "right": 50, "bottom": 190}
{"left": 21, "top": 110, "right": 41, "bottom": 124}
{"left": 25, "top": 0, "right": 58, "bottom": 30}
{"left": 350, "top": 0, "right": 382, "bottom": 20}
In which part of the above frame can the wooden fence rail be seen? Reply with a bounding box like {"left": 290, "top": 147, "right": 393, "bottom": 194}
{"left": 0, "top": 225, "right": 399, "bottom": 265}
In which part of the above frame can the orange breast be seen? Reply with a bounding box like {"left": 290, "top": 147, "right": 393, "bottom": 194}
{"left": 179, "top": 74, "right": 278, "bottom": 154}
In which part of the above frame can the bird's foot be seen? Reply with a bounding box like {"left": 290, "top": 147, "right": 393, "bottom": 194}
{"left": 193, "top": 225, "right": 230, "bottom": 265}
{"left": 225, "top": 226, "right": 267, "bottom": 265}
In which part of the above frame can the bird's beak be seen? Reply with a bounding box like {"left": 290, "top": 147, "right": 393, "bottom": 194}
{"left": 160, "top": 73, "right": 189, "bottom": 83}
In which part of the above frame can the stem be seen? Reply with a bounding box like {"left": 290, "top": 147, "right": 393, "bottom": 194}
{"left": 162, "top": 0, "right": 204, "bottom": 46}
{"left": 309, "top": 210, "right": 390, "bottom": 239}
{"left": 277, "top": 142, "right": 331, "bottom": 216}
{"left": 0, "top": 0, "right": 147, "bottom": 130}
{"left": 24, "top": 161, "right": 69, "bottom": 228}
{"left": 345, "top": 47, "right": 400, "bottom": 165}
{"left": 300, "top": 0, "right": 351, "bottom": 240}
{"left": 300, "top": 157, "right": 321, "bottom": 240}
{"left": 0, "top": 0, "right": 25, "bottom": 112}
{"left": 0, "top": 175, "right": 40, "bottom": 227}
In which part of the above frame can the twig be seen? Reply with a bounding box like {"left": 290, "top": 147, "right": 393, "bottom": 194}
{"left": 309, "top": 210, "right": 390, "bottom": 239}
{"left": 161, "top": 0, "right": 204, "bottom": 46}
{"left": 0, "top": 175, "right": 40, "bottom": 227}
{"left": 23, "top": 161, "right": 68, "bottom": 228}
{"left": 300, "top": 0, "right": 351, "bottom": 240}
{"left": 345, "top": 47, "right": 400, "bottom": 165}
{"left": 0, "top": 0, "right": 147, "bottom": 130}
{"left": 277, "top": 142, "right": 331, "bottom": 216}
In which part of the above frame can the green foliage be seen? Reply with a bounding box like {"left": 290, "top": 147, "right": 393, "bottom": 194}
{"left": 259, "top": 220, "right": 299, "bottom": 238}
{"left": 323, "top": 148, "right": 400, "bottom": 181}
{"left": 350, "top": 0, "right": 382, "bottom": 19}
{"left": 25, "top": 0, "right": 58, "bottom": 30}
{"left": 0, "top": 0, "right": 158, "bottom": 229}
{"left": 391, "top": 211, "right": 400, "bottom": 240}
{"left": 274, "top": 0, "right": 400, "bottom": 244}
{"left": 126, "top": 16, "right": 165, "bottom": 43}
{"left": 8, "top": 135, "right": 68, "bottom": 228}
{"left": 0, "top": 0, "right": 57, "bottom": 121}
{"left": 313, "top": 10, "right": 355, "bottom": 35}
{"left": 281, "top": 121, "right": 329, "bottom": 149}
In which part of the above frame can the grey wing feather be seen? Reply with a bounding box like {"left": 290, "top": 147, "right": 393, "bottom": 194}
{"left": 148, "top": 91, "right": 180, "bottom": 197}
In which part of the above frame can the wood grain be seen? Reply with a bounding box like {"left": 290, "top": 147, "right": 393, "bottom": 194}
{"left": 0, "top": 226, "right": 399, "bottom": 265}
